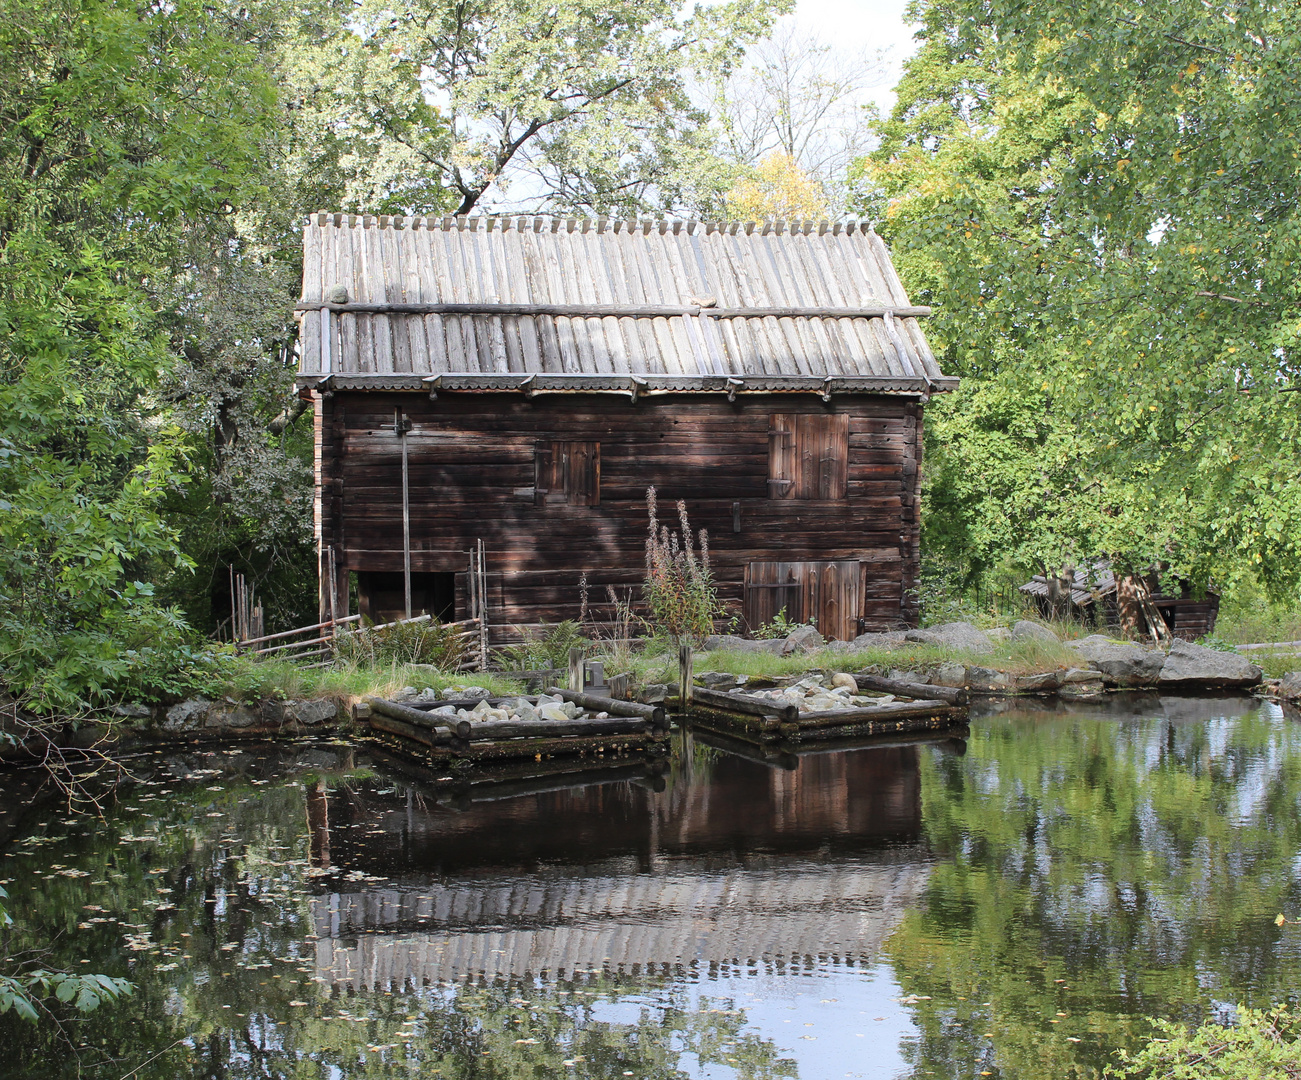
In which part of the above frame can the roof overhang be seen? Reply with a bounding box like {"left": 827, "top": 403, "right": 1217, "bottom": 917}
{"left": 297, "top": 372, "right": 957, "bottom": 400}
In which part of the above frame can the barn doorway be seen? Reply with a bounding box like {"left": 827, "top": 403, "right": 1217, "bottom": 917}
{"left": 356, "top": 571, "right": 456, "bottom": 625}
{"left": 744, "top": 560, "right": 862, "bottom": 641}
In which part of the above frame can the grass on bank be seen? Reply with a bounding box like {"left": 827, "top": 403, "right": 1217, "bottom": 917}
{"left": 206, "top": 631, "right": 1095, "bottom": 706}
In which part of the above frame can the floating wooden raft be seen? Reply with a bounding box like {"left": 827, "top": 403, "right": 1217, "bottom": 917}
{"left": 681, "top": 675, "right": 969, "bottom": 746}
{"left": 362, "top": 687, "right": 669, "bottom": 765}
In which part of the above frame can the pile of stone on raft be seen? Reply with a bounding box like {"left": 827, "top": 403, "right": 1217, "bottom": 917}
{"left": 392, "top": 685, "right": 619, "bottom": 722}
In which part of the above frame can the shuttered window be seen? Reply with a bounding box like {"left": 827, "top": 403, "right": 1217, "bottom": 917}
{"left": 768, "top": 413, "right": 848, "bottom": 499}
{"left": 535, "top": 441, "right": 600, "bottom": 506}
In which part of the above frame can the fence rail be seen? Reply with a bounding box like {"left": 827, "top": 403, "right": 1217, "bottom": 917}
{"left": 236, "top": 612, "right": 486, "bottom": 670}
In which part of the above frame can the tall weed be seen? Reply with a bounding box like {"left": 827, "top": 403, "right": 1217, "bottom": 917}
{"left": 642, "top": 487, "right": 723, "bottom": 644}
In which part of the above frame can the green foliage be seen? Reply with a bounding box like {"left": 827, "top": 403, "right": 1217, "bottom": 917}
{"left": 0, "top": 885, "right": 131, "bottom": 1023}
{"left": 1108, "top": 1006, "right": 1301, "bottom": 1080}
{"left": 642, "top": 487, "right": 724, "bottom": 644}
{"left": 860, "top": 0, "right": 1301, "bottom": 599}
{"left": 752, "top": 607, "right": 811, "bottom": 639}
{"left": 496, "top": 620, "right": 590, "bottom": 672}
{"left": 280, "top": 0, "right": 789, "bottom": 216}
{"left": 1215, "top": 575, "right": 1301, "bottom": 646}
{"left": 334, "top": 619, "right": 468, "bottom": 669}
{"left": 0, "top": 0, "right": 279, "bottom": 710}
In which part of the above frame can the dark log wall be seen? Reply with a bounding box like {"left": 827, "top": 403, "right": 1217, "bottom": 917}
{"left": 315, "top": 391, "right": 924, "bottom": 638}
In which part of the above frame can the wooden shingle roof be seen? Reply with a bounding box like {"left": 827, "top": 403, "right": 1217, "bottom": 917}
{"left": 296, "top": 213, "right": 955, "bottom": 397}
{"left": 310, "top": 858, "right": 931, "bottom": 985}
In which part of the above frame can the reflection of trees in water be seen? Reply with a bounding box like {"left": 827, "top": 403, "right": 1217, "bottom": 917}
{"left": 0, "top": 752, "right": 796, "bottom": 1079}
{"left": 889, "top": 707, "right": 1301, "bottom": 1080}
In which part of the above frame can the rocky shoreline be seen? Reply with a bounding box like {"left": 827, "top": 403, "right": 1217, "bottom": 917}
{"left": 3, "top": 621, "right": 1298, "bottom": 762}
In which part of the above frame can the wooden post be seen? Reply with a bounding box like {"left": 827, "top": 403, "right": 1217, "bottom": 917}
{"left": 679, "top": 643, "right": 693, "bottom": 708}
{"left": 229, "top": 566, "right": 238, "bottom": 644}
{"left": 568, "top": 647, "right": 586, "bottom": 692}
{"left": 398, "top": 408, "right": 411, "bottom": 620}
{"left": 478, "top": 539, "right": 488, "bottom": 669}
{"left": 327, "top": 545, "right": 338, "bottom": 638}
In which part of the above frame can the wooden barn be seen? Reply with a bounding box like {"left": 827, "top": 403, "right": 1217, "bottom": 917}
{"left": 295, "top": 214, "right": 956, "bottom": 643}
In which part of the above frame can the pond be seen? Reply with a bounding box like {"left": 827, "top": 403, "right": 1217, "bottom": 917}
{"left": 1, "top": 693, "right": 1298, "bottom": 1078}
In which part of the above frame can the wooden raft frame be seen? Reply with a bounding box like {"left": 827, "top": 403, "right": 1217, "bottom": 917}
{"left": 360, "top": 688, "right": 670, "bottom": 766}
{"left": 678, "top": 675, "right": 970, "bottom": 746}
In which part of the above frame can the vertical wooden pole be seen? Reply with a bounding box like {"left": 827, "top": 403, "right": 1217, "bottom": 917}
{"left": 400, "top": 410, "right": 411, "bottom": 621}
{"left": 568, "top": 646, "right": 585, "bottom": 692}
{"left": 478, "top": 539, "right": 488, "bottom": 670}
{"left": 229, "top": 566, "right": 238, "bottom": 644}
{"left": 679, "top": 643, "right": 693, "bottom": 708}
{"left": 327, "top": 546, "right": 338, "bottom": 631}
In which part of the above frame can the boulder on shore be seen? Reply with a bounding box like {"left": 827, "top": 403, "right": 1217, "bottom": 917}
{"left": 1066, "top": 635, "right": 1165, "bottom": 687}
{"left": 1157, "top": 640, "right": 1263, "bottom": 689}
{"left": 701, "top": 634, "right": 785, "bottom": 654}
{"left": 1280, "top": 672, "right": 1301, "bottom": 701}
{"left": 850, "top": 630, "right": 910, "bottom": 650}
{"left": 782, "top": 625, "right": 825, "bottom": 655}
{"left": 1012, "top": 620, "right": 1060, "bottom": 643}
{"left": 903, "top": 621, "right": 995, "bottom": 654}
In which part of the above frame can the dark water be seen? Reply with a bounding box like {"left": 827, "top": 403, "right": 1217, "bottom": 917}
{"left": 1, "top": 694, "right": 1299, "bottom": 1078}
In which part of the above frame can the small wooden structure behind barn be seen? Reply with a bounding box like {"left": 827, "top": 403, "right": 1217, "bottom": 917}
{"left": 1019, "top": 563, "right": 1219, "bottom": 640}
{"left": 295, "top": 214, "right": 956, "bottom": 642}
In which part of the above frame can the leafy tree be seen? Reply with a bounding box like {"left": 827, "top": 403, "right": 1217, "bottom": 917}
{"left": 859, "top": 0, "right": 1301, "bottom": 599}
{"left": 0, "top": 0, "right": 279, "bottom": 707}
{"left": 725, "top": 151, "right": 830, "bottom": 220}
{"left": 280, "top": 0, "right": 790, "bottom": 217}
{"left": 709, "top": 25, "right": 883, "bottom": 214}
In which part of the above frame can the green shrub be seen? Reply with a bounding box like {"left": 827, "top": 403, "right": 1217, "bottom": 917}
{"left": 1108, "top": 1005, "right": 1301, "bottom": 1080}
{"left": 495, "top": 620, "right": 589, "bottom": 671}
{"left": 334, "top": 618, "right": 467, "bottom": 669}
{"left": 753, "top": 607, "right": 812, "bottom": 640}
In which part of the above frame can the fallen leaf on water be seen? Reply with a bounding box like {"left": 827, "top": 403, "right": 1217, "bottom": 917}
{"left": 1276, "top": 914, "right": 1287, "bottom": 926}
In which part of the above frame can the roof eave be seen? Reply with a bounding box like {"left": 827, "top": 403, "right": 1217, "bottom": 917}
{"left": 297, "top": 372, "right": 944, "bottom": 399}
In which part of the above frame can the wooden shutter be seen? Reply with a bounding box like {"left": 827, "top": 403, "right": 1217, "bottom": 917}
{"left": 534, "top": 443, "right": 558, "bottom": 506}
{"left": 769, "top": 414, "right": 848, "bottom": 500}
{"left": 814, "top": 414, "right": 849, "bottom": 499}
{"left": 564, "top": 441, "right": 600, "bottom": 506}
{"left": 767, "top": 414, "right": 796, "bottom": 499}
{"left": 536, "top": 441, "right": 599, "bottom": 507}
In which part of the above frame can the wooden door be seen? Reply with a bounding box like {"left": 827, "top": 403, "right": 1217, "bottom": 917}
{"left": 744, "top": 560, "right": 862, "bottom": 641}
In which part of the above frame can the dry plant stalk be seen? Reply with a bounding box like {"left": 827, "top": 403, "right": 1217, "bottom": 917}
{"left": 642, "top": 486, "right": 722, "bottom": 644}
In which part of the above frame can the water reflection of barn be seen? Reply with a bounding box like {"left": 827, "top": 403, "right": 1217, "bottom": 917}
{"left": 308, "top": 745, "right": 932, "bottom": 986}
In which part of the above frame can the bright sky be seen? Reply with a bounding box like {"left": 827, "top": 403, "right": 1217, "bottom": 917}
{"left": 788, "top": 0, "right": 920, "bottom": 113}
